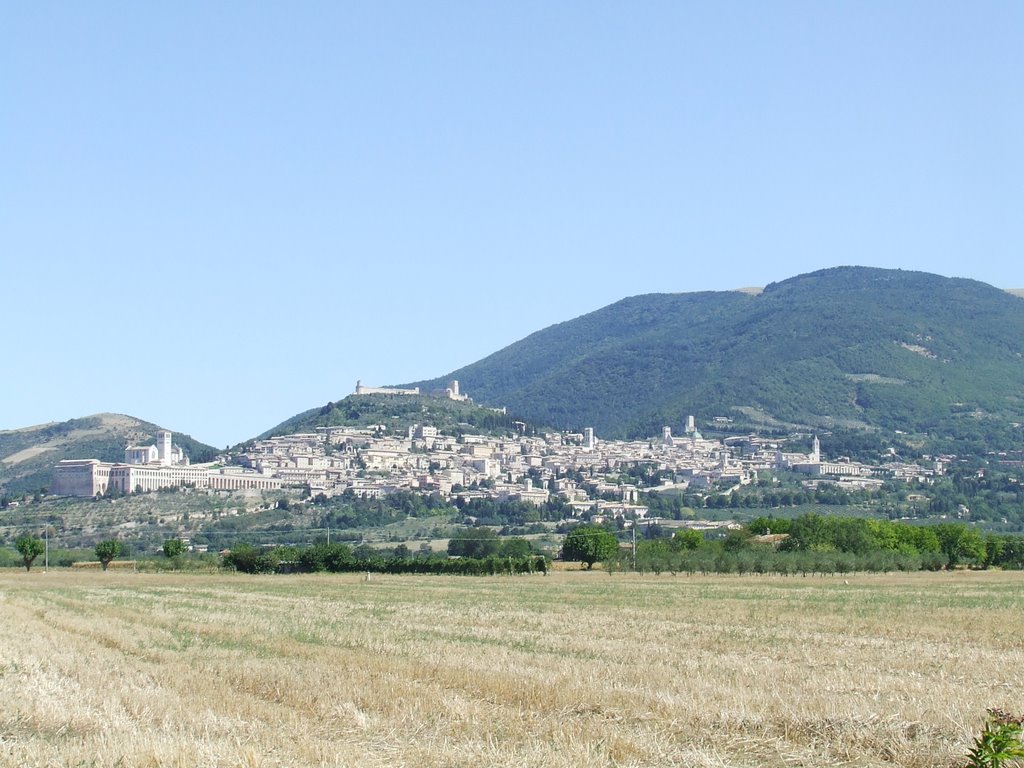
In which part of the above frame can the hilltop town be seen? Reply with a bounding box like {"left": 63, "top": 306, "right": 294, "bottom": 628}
{"left": 50, "top": 381, "right": 946, "bottom": 526}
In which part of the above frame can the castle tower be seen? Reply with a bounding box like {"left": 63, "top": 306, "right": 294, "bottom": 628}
{"left": 157, "top": 430, "right": 173, "bottom": 466}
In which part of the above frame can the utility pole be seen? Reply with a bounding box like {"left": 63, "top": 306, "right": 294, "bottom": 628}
{"left": 631, "top": 524, "right": 636, "bottom": 571}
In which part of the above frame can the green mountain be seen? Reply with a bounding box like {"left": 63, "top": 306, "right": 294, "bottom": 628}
{"left": 0, "top": 414, "right": 218, "bottom": 497}
{"left": 404, "top": 267, "right": 1024, "bottom": 447}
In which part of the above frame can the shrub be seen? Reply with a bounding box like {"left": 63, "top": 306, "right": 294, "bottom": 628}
{"left": 965, "top": 709, "right": 1024, "bottom": 768}
{"left": 222, "top": 544, "right": 279, "bottom": 574}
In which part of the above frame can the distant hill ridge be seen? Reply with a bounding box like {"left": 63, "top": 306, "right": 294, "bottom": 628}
{"left": 400, "top": 267, "right": 1024, "bottom": 443}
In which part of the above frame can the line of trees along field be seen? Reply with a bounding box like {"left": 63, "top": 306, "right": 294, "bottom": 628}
{"left": 11, "top": 514, "right": 1022, "bottom": 576}
{"left": 212, "top": 514, "right": 1024, "bottom": 577}
{"left": 615, "top": 514, "right": 1024, "bottom": 576}
{"left": 222, "top": 541, "right": 548, "bottom": 576}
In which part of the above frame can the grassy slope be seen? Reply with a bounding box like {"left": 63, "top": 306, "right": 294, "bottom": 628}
{"left": 0, "top": 570, "right": 1020, "bottom": 767}
{"left": 0, "top": 490, "right": 257, "bottom": 553}
{"left": 0, "top": 488, "right": 466, "bottom": 556}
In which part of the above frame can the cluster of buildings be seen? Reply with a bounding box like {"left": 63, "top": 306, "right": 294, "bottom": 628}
{"left": 51, "top": 398, "right": 945, "bottom": 522}
{"left": 226, "top": 422, "right": 941, "bottom": 519}
{"left": 736, "top": 434, "right": 946, "bottom": 491}
{"left": 223, "top": 420, "right": 737, "bottom": 520}
{"left": 51, "top": 430, "right": 283, "bottom": 497}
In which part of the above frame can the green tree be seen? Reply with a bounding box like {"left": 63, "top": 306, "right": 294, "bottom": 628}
{"left": 746, "top": 516, "right": 790, "bottom": 535}
{"left": 391, "top": 543, "right": 412, "bottom": 559}
{"left": 722, "top": 528, "right": 753, "bottom": 552}
{"left": 15, "top": 534, "right": 45, "bottom": 572}
{"left": 672, "top": 528, "right": 705, "bottom": 550}
{"left": 298, "top": 542, "right": 353, "bottom": 572}
{"left": 561, "top": 524, "right": 619, "bottom": 569}
{"left": 223, "top": 544, "right": 266, "bottom": 573}
{"left": 781, "top": 513, "right": 832, "bottom": 551}
{"left": 163, "top": 538, "right": 186, "bottom": 558}
{"left": 636, "top": 539, "right": 672, "bottom": 574}
{"left": 95, "top": 539, "right": 123, "bottom": 571}
{"left": 448, "top": 528, "right": 501, "bottom": 558}
{"left": 932, "top": 523, "right": 986, "bottom": 569}
{"left": 984, "top": 534, "right": 1005, "bottom": 569}
{"left": 498, "top": 537, "right": 533, "bottom": 558}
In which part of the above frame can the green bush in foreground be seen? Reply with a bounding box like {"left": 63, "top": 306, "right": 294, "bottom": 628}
{"left": 965, "top": 709, "right": 1024, "bottom": 768}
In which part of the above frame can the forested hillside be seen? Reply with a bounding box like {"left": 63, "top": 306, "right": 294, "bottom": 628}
{"left": 407, "top": 267, "right": 1024, "bottom": 446}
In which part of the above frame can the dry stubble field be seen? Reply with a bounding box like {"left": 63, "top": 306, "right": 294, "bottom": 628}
{"left": 1, "top": 569, "right": 1022, "bottom": 768}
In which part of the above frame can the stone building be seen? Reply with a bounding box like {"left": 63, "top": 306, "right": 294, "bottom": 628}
{"left": 51, "top": 431, "right": 281, "bottom": 496}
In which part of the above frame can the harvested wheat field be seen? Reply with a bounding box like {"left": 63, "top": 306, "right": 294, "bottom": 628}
{"left": 1, "top": 570, "right": 1021, "bottom": 768}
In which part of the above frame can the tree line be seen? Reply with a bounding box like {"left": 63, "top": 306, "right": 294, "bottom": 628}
{"left": 582, "top": 513, "right": 1024, "bottom": 575}
{"left": 222, "top": 541, "right": 548, "bottom": 576}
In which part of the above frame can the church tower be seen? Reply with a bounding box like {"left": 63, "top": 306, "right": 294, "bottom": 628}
{"left": 157, "top": 430, "right": 173, "bottom": 466}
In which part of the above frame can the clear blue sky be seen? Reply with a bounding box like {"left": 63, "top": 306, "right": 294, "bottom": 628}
{"left": 2, "top": 2, "right": 1022, "bottom": 448}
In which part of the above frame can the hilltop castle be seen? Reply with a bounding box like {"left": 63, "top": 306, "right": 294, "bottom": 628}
{"left": 354, "top": 380, "right": 420, "bottom": 396}
{"left": 354, "top": 379, "right": 470, "bottom": 402}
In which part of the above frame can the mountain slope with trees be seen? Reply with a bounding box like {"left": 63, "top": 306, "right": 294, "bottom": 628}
{"left": 405, "top": 267, "right": 1024, "bottom": 445}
